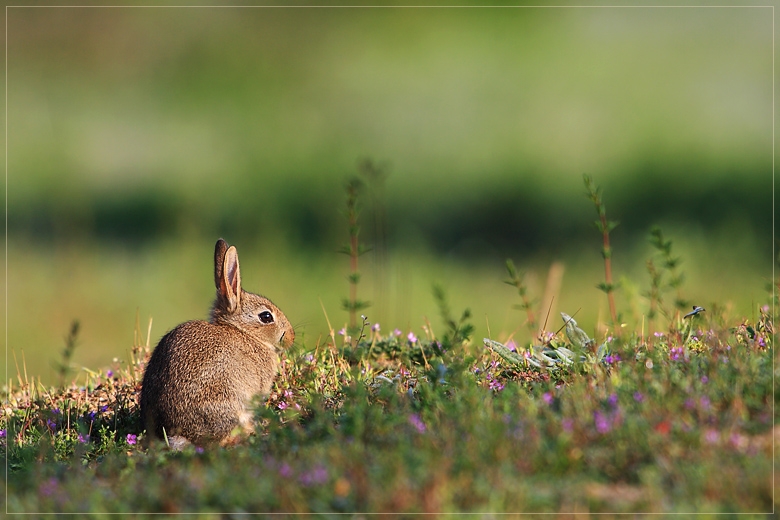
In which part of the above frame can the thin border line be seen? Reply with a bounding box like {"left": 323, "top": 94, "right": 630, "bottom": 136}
{"left": 3, "top": 4, "right": 775, "bottom": 516}
{"left": 1, "top": 4, "right": 776, "bottom": 7}
{"left": 772, "top": 5, "right": 777, "bottom": 515}
{"left": 4, "top": 5, "right": 7, "bottom": 519}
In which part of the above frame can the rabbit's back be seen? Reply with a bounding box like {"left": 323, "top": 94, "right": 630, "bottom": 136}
{"left": 141, "top": 319, "right": 279, "bottom": 444}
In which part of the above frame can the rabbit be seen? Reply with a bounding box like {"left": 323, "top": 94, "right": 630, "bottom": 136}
{"left": 140, "top": 238, "right": 294, "bottom": 448}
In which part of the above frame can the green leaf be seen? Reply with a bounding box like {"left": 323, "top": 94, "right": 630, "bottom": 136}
{"left": 483, "top": 339, "right": 526, "bottom": 367}
{"left": 561, "top": 312, "right": 593, "bottom": 350}
{"left": 342, "top": 299, "right": 371, "bottom": 312}
{"left": 533, "top": 348, "right": 558, "bottom": 367}
{"left": 596, "top": 282, "right": 616, "bottom": 293}
{"left": 505, "top": 258, "right": 518, "bottom": 279}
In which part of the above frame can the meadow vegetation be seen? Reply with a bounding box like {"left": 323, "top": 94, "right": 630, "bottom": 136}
{"left": 2, "top": 175, "right": 775, "bottom": 515}
{"left": 4, "top": 8, "right": 774, "bottom": 514}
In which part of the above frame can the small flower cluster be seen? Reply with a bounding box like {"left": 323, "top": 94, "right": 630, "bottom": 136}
{"left": 592, "top": 393, "right": 622, "bottom": 435}
{"left": 272, "top": 388, "right": 301, "bottom": 412}
{"left": 473, "top": 359, "right": 507, "bottom": 392}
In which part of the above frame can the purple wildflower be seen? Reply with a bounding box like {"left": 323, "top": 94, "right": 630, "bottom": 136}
{"left": 408, "top": 413, "right": 427, "bottom": 434}
{"left": 488, "top": 377, "right": 505, "bottom": 392}
{"left": 633, "top": 392, "right": 644, "bottom": 403}
{"left": 39, "top": 477, "right": 59, "bottom": 498}
{"left": 46, "top": 419, "right": 57, "bottom": 431}
{"left": 542, "top": 392, "right": 553, "bottom": 405}
{"left": 305, "top": 353, "right": 315, "bottom": 363}
{"left": 88, "top": 411, "right": 97, "bottom": 421}
{"left": 393, "top": 329, "right": 402, "bottom": 337}
{"left": 100, "top": 406, "right": 108, "bottom": 413}
{"left": 195, "top": 446, "right": 204, "bottom": 454}
{"left": 299, "top": 465, "right": 329, "bottom": 487}
{"left": 699, "top": 396, "right": 710, "bottom": 411}
{"left": 278, "top": 401, "right": 289, "bottom": 410}
{"left": 604, "top": 353, "right": 621, "bottom": 365}
{"left": 106, "top": 370, "right": 114, "bottom": 378}
{"left": 407, "top": 331, "right": 418, "bottom": 344}
{"left": 594, "top": 410, "right": 611, "bottom": 434}
{"left": 653, "top": 331, "right": 665, "bottom": 338}
{"left": 700, "top": 376, "right": 708, "bottom": 384}
{"left": 506, "top": 340, "right": 517, "bottom": 352}
{"left": 608, "top": 394, "right": 618, "bottom": 407}
{"left": 0, "top": 429, "right": 6, "bottom": 438}
{"left": 684, "top": 398, "right": 695, "bottom": 410}
{"left": 77, "top": 433, "right": 89, "bottom": 444}
{"left": 670, "top": 347, "right": 684, "bottom": 361}
{"left": 337, "top": 328, "right": 346, "bottom": 336}
{"left": 371, "top": 323, "right": 380, "bottom": 332}
{"left": 278, "top": 463, "right": 292, "bottom": 478}
{"left": 758, "top": 336, "right": 766, "bottom": 347}
{"left": 126, "top": 434, "right": 137, "bottom": 445}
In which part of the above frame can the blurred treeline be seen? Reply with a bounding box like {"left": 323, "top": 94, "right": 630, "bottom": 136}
{"left": 5, "top": 5, "right": 774, "bottom": 382}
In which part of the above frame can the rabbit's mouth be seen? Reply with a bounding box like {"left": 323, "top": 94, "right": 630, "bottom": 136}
{"left": 278, "top": 330, "right": 294, "bottom": 349}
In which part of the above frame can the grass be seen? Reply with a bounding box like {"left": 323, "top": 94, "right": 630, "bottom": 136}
{"left": 2, "top": 300, "right": 774, "bottom": 514}
{"left": 3, "top": 252, "right": 775, "bottom": 513}
{"left": 3, "top": 176, "right": 775, "bottom": 514}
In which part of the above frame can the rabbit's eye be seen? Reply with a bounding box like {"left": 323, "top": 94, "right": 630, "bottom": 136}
{"left": 258, "top": 311, "right": 274, "bottom": 324}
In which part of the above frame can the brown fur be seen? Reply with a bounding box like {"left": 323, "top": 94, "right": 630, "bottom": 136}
{"left": 140, "top": 239, "right": 294, "bottom": 448}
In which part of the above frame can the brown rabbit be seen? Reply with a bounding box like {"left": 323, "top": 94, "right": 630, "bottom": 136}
{"left": 140, "top": 239, "right": 294, "bottom": 448}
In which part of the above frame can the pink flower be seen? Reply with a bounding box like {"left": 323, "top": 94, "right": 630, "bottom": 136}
{"left": 126, "top": 434, "right": 137, "bottom": 445}
{"left": 408, "top": 414, "right": 427, "bottom": 434}
{"left": 594, "top": 410, "right": 611, "bottom": 434}
{"left": 407, "top": 332, "right": 418, "bottom": 344}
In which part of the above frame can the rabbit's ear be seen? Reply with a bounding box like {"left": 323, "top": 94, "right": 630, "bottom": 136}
{"left": 214, "top": 239, "right": 229, "bottom": 289}
{"left": 219, "top": 245, "right": 242, "bottom": 313}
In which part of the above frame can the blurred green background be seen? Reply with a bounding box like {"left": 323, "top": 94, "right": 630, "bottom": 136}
{"left": 6, "top": 4, "right": 774, "bottom": 384}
